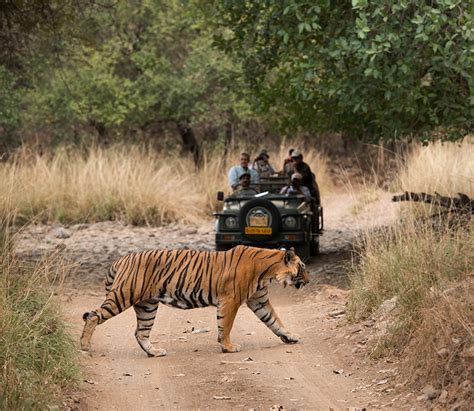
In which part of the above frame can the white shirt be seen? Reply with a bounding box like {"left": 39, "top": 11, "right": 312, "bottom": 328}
{"left": 280, "top": 185, "right": 312, "bottom": 202}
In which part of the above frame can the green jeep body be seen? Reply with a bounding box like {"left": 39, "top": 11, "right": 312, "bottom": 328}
{"left": 214, "top": 176, "right": 323, "bottom": 260}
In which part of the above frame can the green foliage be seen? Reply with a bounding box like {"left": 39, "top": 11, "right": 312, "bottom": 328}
{"left": 207, "top": 0, "right": 474, "bottom": 140}
{"left": 21, "top": 0, "right": 254, "bottom": 139}
{"left": 0, "top": 66, "right": 21, "bottom": 132}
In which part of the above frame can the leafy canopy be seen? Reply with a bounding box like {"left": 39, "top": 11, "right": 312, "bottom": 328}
{"left": 207, "top": 0, "right": 473, "bottom": 140}
{"left": 21, "top": 0, "right": 253, "bottom": 135}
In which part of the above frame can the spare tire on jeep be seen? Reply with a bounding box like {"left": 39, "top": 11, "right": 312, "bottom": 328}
{"left": 238, "top": 198, "right": 280, "bottom": 242}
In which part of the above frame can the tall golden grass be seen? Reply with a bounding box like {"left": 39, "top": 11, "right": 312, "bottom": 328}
{"left": 0, "top": 143, "right": 332, "bottom": 225}
{"left": 349, "top": 139, "right": 473, "bottom": 395}
{"left": 0, "top": 213, "right": 79, "bottom": 409}
{"left": 395, "top": 138, "right": 473, "bottom": 197}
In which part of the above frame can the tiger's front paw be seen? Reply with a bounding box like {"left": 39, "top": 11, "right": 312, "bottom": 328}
{"left": 280, "top": 332, "right": 300, "bottom": 344}
{"left": 147, "top": 347, "right": 167, "bottom": 358}
{"left": 221, "top": 343, "right": 241, "bottom": 353}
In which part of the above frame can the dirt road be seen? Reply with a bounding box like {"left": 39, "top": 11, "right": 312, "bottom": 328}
{"left": 68, "top": 284, "right": 369, "bottom": 410}
{"left": 18, "top": 192, "right": 404, "bottom": 409}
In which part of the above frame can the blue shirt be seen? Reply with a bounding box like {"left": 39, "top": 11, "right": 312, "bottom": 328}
{"left": 228, "top": 166, "right": 260, "bottom": 188}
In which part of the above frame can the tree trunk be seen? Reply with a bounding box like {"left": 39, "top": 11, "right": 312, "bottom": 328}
{"left": 90, "top": 120, "right": 109, "bottom": 145}
{"left": 376, "top": 139, "right": 385, "bottom": 175}
{"left": 176, "top": 120, "right": 200, "bottom": 166}
{"left": 223, "top": 121, "right": 234, "bottom": 158}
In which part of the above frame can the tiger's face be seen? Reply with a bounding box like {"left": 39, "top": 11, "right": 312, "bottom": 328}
{"left": 280, "top": 249, "right": 310, "bottom": 289}
{"left": 293, "top": 259, "right": 309, "bottom": 289}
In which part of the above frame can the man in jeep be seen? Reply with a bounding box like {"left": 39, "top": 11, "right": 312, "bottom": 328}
{"left": 280, "top": 172, "right": 311, "bottom": 202}
{"left": 287, "top": 149, "right": 321, "bottom": 204}
{"left": 229, "top": 172, "right": 258, "bottom": 197}
{"left": 228, "top": 152, "right": 260, "bottom": 190}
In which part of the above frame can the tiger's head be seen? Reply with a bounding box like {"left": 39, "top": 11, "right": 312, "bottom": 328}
{"left": 277, "top": 248, "right": 309, "bottom": 289}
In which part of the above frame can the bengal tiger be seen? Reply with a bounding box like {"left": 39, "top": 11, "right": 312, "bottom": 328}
{"left": 80, "top": 245, "right": 309, "bottom": 356}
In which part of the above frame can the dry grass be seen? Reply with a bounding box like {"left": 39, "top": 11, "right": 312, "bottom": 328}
{"left": 349, "top": 139, "right": 473, "bottom": 398}
{"left": 0, "top": 143, "right": 333, "bottom": 225}
{"left": 394, "top": 138, "right": 473, "bottom": 197}
{"left": 0, "top": 214, "right": 79, "bottom": 409}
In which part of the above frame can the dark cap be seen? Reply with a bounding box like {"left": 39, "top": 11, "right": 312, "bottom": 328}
{"left": 239, "top": 171, "right": 251, "bottom": 179}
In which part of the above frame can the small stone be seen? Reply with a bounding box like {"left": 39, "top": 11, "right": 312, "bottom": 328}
{"left": 460, "top": 380, "right": 471, "bottom": 391}
{"left": 55, "top": 227, "right": 70, "bottom": 239}
{"left": 437, "top": 348, "right": 449, "bottom": 358}
{"left": 438, "top": 390, "right": 448, "bottom": 403}
{"left": 212, "top": 395, "right": 231, "bottom": 400}
{"left": 191, "top": 327, "right": 210, "bottom": 334}
{"left": 333, "top": 369, "right": 344, "bottom": 374}
{"left": 328, "top": 308, "right": 346, "bottom": 318}
{"left": 460, "top": 345, "right": 474, "bottom": 358}
{"left": 421, "top": 384, "right": 440, "bottom": 400}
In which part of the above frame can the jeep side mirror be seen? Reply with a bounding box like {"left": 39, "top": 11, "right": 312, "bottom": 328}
{"left": 217, "top": 191, "right": 224, "bottom": 201}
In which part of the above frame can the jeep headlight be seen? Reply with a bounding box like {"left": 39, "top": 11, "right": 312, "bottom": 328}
{"left": 283, "top": 216, "right": 297, "bottom": 229}
{"left": 224, "top": 216, "right": 238, "bottom": 229}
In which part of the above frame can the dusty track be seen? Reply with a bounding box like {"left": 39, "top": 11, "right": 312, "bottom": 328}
{"left": 18, "top": 192, "right": 406, "bottom": 410}
{"left": 68, "top": 284, "right": 368, "bottom": 410}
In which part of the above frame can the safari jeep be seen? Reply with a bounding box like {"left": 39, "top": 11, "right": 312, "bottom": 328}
{"left": 214, "top": 176, "right": 323, "bottom": 260}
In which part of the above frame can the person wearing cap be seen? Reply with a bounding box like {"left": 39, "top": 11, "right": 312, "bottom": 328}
{"left": 288, "top": 149, "right": 320, "bottom": 204}
{"left": 252, "top": 149, "right": 275, "bottom": 177}
{"left": 281, "top": 148, "right": 295, "bottom": 176}
{"left": 280, "top": 172, "right": 312, "bottom": 201}
{"left": 229, "top": 171, "right": 258, "bottom": 197}
{"left": 228, "top": 152, "right": 260, "bottom": 190}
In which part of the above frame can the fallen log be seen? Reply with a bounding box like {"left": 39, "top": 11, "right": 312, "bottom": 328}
{"left": 392, "top": 192, "right": 473, "bottom": 214}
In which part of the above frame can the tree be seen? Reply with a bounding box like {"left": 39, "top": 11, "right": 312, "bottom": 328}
{"left": 0, "top": 0, "right": 112, "bottom": 147}
{"left": 206, "top": 0, "right": 473, "bottom": 141}
{"left": 21, "top": 0, "right": 255, "bottom": 161}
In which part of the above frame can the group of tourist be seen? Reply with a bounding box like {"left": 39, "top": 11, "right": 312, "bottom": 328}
{"left": 227, "top": 149, "right": 320, "bottom": 203}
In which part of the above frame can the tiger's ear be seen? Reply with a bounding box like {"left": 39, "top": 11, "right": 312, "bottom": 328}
{"left": 284, "top": 248, "right": 296, "bottom": 264}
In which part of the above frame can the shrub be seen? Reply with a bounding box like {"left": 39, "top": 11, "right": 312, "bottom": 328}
{"left": 349, "top": 139, "right": 473, "bottom": 395}
{"left": 0, "top": 216, "right": 79, "bottom": 409}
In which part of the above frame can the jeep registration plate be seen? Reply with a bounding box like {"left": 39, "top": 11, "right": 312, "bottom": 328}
{"left": 245, "top": 227, "right": 272, "bottom": 235}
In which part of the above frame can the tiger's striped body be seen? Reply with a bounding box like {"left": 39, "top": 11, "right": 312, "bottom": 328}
{"left": 80, "top": 245, "right": 309, "bottom": 356}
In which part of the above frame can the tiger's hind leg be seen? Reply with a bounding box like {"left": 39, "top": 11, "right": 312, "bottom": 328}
{"left": 133, "top": 298, "right": 166, "bottom": 357}
{"left": 246, "top": 287, "right": 300, "bottom": 344}
{"left": 80, "top": 311, "right": 99, "bottom": 351}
